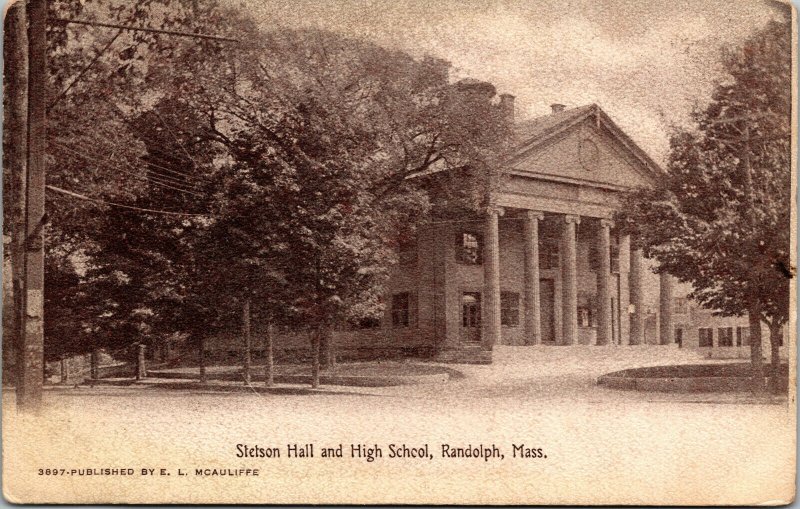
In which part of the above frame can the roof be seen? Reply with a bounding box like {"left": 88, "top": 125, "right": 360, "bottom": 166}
{"left": 407, "top": 103, "right": 664, "bottom": 181}
{"left": 513, "top": 103, "right": 664, "bottom": 178}
{"left": 514, "top": 104, "right": 596, "bottom": 144}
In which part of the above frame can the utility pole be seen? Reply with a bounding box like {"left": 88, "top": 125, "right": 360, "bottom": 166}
{"left": 242, "top": 297, "right": 251, "bottom": 385}
{"left": 7, "top": 5, "right": 237, "bottom": 408}
{"left": 5, "top": 1, "right": 28, "bottom": 388}
{"left": 18, "top": 0, "right": 48, "bottom": 411}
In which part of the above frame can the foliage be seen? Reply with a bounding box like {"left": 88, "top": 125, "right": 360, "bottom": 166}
{"left": 616, "top": 20, "right": 791, "bottom": 328}
{"left": 24, "top": 0, "right": 510, "bottom": 360}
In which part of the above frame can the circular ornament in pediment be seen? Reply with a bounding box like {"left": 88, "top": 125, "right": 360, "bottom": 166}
{"left": 578, "top": 138, "right": 600, "bottom": 172}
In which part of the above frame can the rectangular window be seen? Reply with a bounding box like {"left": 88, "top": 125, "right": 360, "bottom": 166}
{"left": 539, "top": 238, "right": 559, "bottom": 269}
{"left": 462, "top": 292, "right": 481, "bottom": 328}
{"left": 397, "top": 236, "right": 417, "bottom": 266}
{"left": 718, "top": 327, "right": 733, "bottom": 347}
{"left": 501, "top": 292, "right": 520, "bottom": 327}
{"left": 675, "top": 328, "right": 683, "bottom": 346}
{"left": 736, "top": 326, "right": 750, "bottom": 346}
{"left": 673, "top": 297, "right": 689, "bottom": 314}
{"left": 391, "top": 292, "right": 417, "bottom": 328}
{"left": 578, "top": 307, "right": 593, "bottom": 328}
{"left": 456, "top": 232, "right": 482, "bottom": 265}
{"left": 698, "top": 327, "right": 713, "bottom": 347}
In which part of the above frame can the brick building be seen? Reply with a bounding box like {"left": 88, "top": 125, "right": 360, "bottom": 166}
{"left": 381, "top": 102, "right": 669, "bottom": 362}
{"left": 206, "top": 102, "right": 692, "bottom": 363}
{"left": 200, "top": 101, "right": 790, "bottom": 364}
{"left": 670, "top": 285, "right": 787, "bottom": 360}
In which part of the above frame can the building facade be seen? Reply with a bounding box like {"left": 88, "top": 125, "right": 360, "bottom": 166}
{"left": 203, "top": 102, "right": 790, "bottom": 363}
{"left": 382, "top": 103, "right": 671, "bottom": 361}
{"left": 205, "top": 102, "right": 691, "bottom": 363}
{"left": 671, "top": 290, "right": 787, "bottom": 360}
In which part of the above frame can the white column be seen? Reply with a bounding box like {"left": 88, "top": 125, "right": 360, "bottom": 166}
{"left": 618, "top": 234, "right": 631, "bottom": 345}
{"left": 630, "top": 245, "right": 644, "bottom": 345}
{"left": 524, "top": 211, "right": 544, "bottom": 345}
{"left": 561, "top": 214, "right": 580, "bottom": 345}
{"left": 596, "top": 219, "right": 612, "bottom": 345}
{"left": 483, "top": 206, "right": 503, "bottom": 349}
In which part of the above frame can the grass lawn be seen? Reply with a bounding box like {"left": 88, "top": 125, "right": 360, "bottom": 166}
{"left": 153, "top": 360, "right": 462, "bottom": 379}
{"left": 610, "top": 363, "right": 788, "bottom": 378}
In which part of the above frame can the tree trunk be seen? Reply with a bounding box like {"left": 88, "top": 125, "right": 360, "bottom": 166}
{"left": 311, "top": 328, "right": 320, "bottom": 388}
{"left": 264, "top": 321, "right": 274, "bottom": 387}
{"left": 242, "top": 298, "right": 251, "bottom": 385}
{"left": 768, "top": 321, "right": 784, "bottom": 394}
{"left": 157, "top": 340, "right": 167, "bottom": 363}
{"left": 319, "top": 326, "right": 336, "bottom": 370}
{"left": 90, "top": 348, "right": 100, "bottom": 380}
{"left": 136, "top": 344, "right": 146, "bottom": 380}
{"left": 319, "top": 330, "right": 329, "bottom": 370}
{"left": 747, "top": 301, "right": 764, "bottom": 393}
{"left": 329, "top": 331, "right": 337, "bottom": 369}
{"left": 60, "top": 356, "right": 68, "bottom": 384}
{"left": 199, "top": 336, "right": 207, "bottom": 383}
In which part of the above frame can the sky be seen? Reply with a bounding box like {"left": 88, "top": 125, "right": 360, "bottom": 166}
{"left": 237, "top": 0, "right": 788, "bottom": 164}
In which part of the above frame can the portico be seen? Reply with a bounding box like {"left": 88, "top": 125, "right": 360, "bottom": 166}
{"left": 468, "top": 102, "right": 671, "bottom": 353}
{"left": 384, "top": 102, "right": 675, "bottom": 363}
{"left": 479, "top": 206, "right": 643, "bottom": 348}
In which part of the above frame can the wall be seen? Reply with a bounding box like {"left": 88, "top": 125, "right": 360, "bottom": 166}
{"left": 673, "top": 305, "right": 789, "bottom": 360}
{"left": 512, "top": 121, "right": 653, "bottom": 191}
{"left": 436, "top": 213, "right": 624, "bottom": 347}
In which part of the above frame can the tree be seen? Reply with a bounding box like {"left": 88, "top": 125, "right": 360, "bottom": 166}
{"left": 16, "top": 0, "right": 509, "bottom": 385}
{"left": 174, "top": 27, "right": 509, "bottom": 384}
{"left": 17, "top": 0, "right": 235, "bottom": 366}
{"left": 616, "top": 20, "right": 791, "bottom": 392}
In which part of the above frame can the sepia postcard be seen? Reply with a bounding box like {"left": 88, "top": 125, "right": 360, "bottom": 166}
{"left": 1, "top": 0, "right": 796, "bottom": 504}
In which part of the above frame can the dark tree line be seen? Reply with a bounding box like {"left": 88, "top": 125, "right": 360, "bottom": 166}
{"left": 4, "top": 0, "right": 510, "bottom": 384}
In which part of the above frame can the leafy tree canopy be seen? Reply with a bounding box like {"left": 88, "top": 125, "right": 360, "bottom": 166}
{"left": 616, "top": 19, "right": 791, "bottom": 328}
{"left": 22, "top": 0, "right": 511, "bottom": 358}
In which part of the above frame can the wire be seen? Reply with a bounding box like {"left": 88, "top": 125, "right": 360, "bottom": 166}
{"left": 46, "top": 184, "right": 212, "bottom": 217}
{"left": 96, "top": 97, "right": 212, "bottom": 179}
{"left": 52, "top": 141, "right": 205, "bottom": 197}
{"left": 152, "top": 109, "right": 202, "bottom": 170}
{"left": 59, "top": 134, "right": 199, "bottom": 181}
{"left": 54, "top": 143, "right": 202, "bottom": 197}
{"left": 48, "top": 30, "right": 123, "bottom": 111}
{"left": 54, "top": 140, "right": 196, "bottom": 189}
{"left": 48, "top": 17, "right": 240, "bottom": 43}
{"left": 59, "top": 100, "right": 203, "bottom": 180}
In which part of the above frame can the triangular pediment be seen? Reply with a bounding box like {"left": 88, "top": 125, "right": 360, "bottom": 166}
{"left": 509, "top": 108, "right": 661, "bottom": 190}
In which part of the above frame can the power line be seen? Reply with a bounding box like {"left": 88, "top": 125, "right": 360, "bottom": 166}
{"left": 97, "top": 97, "right": 213, "bottom": 179}
{"left": 66, "top": 127, "right": 200, "bottom": 180}
{"left": 48, "top": 30, "right": 123, "bottom": 111}
{"left": 52, "top": 141, "right": 204, "bottom": 197}
{"left": 48, "top": 17, "right": 240, "bottom": 43}
{"left": 53, "top": 140, "right": 194, "bottom": 189}
{"left": 46, "top": 184, "right": 212, "bottom": 217}
{"left": 153, "top": 109, "right": 201, "bottom": 170}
